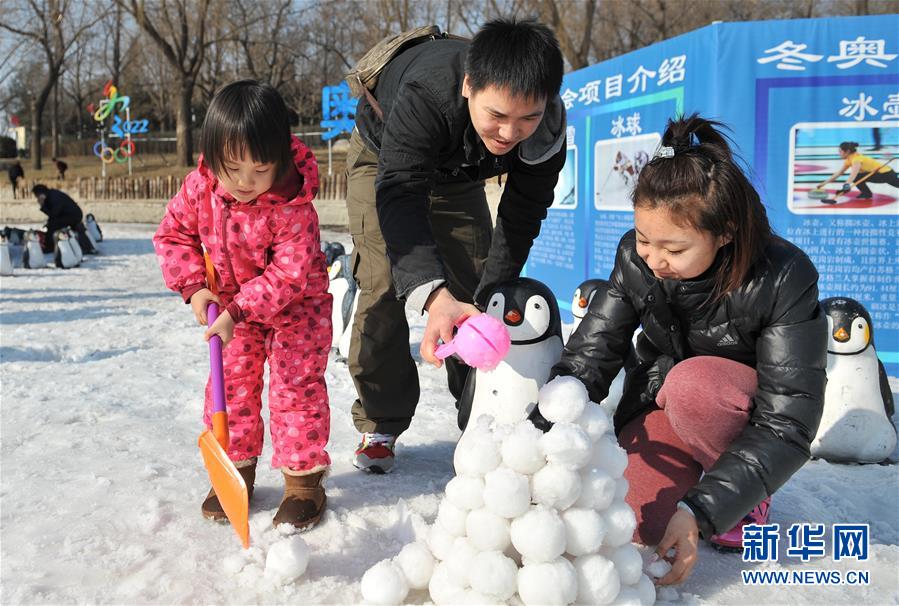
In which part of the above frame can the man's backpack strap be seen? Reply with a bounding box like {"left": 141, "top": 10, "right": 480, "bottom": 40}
{"left": 346, "top": 25, "right": 468, "bottom": 120}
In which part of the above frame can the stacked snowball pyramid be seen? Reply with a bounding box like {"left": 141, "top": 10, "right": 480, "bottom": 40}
{"left": 360, "top": 376, "right": 657, "bottom": 605}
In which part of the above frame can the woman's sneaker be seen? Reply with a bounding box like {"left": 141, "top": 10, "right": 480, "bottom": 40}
{"left": 353, "top": 433, "right": 396, "bottom": 474}
{"left": 710, "top": 497, "right": 772, "bottom": 552}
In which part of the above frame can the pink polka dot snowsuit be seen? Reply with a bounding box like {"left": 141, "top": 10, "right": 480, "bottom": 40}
{"left": 153, "top": 136, "right": 332, "bottom": 473}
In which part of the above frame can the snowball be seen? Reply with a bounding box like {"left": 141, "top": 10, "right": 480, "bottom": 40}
{"left": 614, "top": 477, "right": 630, "bottom": 502}
{"left": 646, "top": 558, "right": 672, "bottom": 579}
{"left": 574, "top": 554, "right": 621, "bottom": 605}
{"left": 657, "top": 586, "right": 679, "bottom": 603}
{"left": 263, "top": 535, "right": 310, "bottom": 583}
{"left": 466, "top": 508, "right": 511, "bottom": 552}
{"left": 222, "top": 553, "right": 246, "bottom": 574}
{"left": 444, "top": 537, "right": 478, "bottom": 587}
{"left": 511, "top": 506, "right": 566, "bottom": 563}
{"left": 429, "top": 561, "right": 465, "bottom": 605}
{"left": 436, "top": 499, "right": 469, "bottom": 536}
{"left": 483, "top": 467, "right": 531, "bottom": 519}
{"left": 501, "top": 421, "right": 546, "bottom": 475}
{"left": 600, "top": 544, "right": 643, "bottom": 585}
{"left": 637, "top": 573, "right": 657, "bottom": 605}
{"left": 454, "top": 424, "right": 501, "bottom": 477}
{"left": 561, "top": 508, "right": 605, "bottom": 556}
{"left": 360, "top": 559, "right": 409, "bottom": 605}
{"left": 517, "top": 558, "right": 578, "bottom": 606}
{"left": 575, "top": 467, "right": 616, "bottom": 510}
{"left": 589, "top": 435, "right": 629, "bottom": 478}
{"left": 602, "top": 501, "right": 638, "bottom": 547}
{"left": 491, "top": 422, "right": 513, "bottom": 443}
{"left": 540, "top": 423, "right": 592, "bottom": 469}
{"left": 538, "top": 376, "right": 588, "bottom": 423}
{"left": 531, "top": 463, "right": 581, "bottom": 510}
{"left": 445, "top": 475, "right": 485, "bottom": 510}
{"left": 455, "top": 589, "right": 494, "bottom": 605}
{"left": 394, "top": 541, "right": 434, "bottom": 591}
{"left": 468, "top": 551, "right": 518, "bottom": 601}
{"left": 428, "top": 523, "right": 457, "bottom": 561}
{"left": 577, "top": 402, "right": 612, "bottom": 441}
{"left": 613, "top": 586, "right": 642, "bottom": 606}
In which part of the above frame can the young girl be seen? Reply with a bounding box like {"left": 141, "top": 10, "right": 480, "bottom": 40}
{"left": 549, "top": 115, "right": 826, "bottom": 584}
{"left": 818, "top": 141, "right": 898, "bottom": 200}
{"left": 154, "top": 80, "right": 332, "bottom": 530}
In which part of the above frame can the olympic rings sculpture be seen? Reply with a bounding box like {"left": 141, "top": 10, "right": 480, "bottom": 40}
{"left": 92, "top": 138, "right": 135, "bottom": 164}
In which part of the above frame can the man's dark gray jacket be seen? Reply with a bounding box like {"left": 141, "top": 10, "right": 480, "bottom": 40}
{"left": 355, "top": 38, "right": 566, "bottom": 306}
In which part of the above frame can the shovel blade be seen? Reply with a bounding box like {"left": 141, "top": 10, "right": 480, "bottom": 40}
{"left": 199, "top": 430, "right": 250, "bottom": 548}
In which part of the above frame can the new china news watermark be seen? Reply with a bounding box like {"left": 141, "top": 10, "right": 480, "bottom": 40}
{"left": 740, "top": 523, "right": 871, "bottom": 586}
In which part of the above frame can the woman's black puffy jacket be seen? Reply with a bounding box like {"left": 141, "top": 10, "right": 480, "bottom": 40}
{"left": 553, "top": 230, "right": 827, "bottom": 538}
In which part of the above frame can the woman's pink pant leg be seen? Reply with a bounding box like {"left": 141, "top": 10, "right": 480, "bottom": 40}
{"left": 620, "top": 356, "right": 757, "bottom": 545}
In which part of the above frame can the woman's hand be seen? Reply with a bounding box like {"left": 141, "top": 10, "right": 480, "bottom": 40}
{"left": 189, "top": 288, "right": 220, "bottom": 325}
{"left": 421, "top": 286, "right": 480, "bottom": 367}
{"left": 205, "top": 309, "right": 235, "bottom": 347}
{"left": 655, "top": 509, "right": 700, "bottom": 585}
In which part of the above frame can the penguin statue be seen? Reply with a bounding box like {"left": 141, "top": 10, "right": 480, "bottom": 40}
{"left": 324, "top": 242, "right": 346, "bottom": 267}
{"left": 2, "top": 227, "right": 25, "bottom": 246}
{"left": 337, "top": 290, "right": 360, "bottom": 360}
{"left": 54, "top": 229, "right": 81, "bottom": 269}
{"left": 67, "top": 227, "right": 84, "bottom": 261}
{"left": 85, "top": 213, "right": 103, "bottom": 243}
{"left": 811, "top": 297, "right": 896, "bottom": 463}
{"left": 0, "top": 236, "right": 13, "bottom": 277}
{"left": 458, "top": 277, "right": 564, "bottom": 435}
{"left": 23, "top": 230, "right": 46, "bottom": 269}
{"left": 570, "top": 278, "right": 608, "bottom": 339}
{"left": 327, "top": 253, "right": 358, "bottom": 350}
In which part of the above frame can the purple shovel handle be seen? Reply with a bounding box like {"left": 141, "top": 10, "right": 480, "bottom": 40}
{"left": 207, "top": 302, "right": 226, "bottom": 415}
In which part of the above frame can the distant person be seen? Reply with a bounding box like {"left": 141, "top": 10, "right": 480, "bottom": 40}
{"left": 153, "top": 80, "right": 332, "bottom": 530}
{"left": 8, "top": 161, "right": 24, "bottom": 198}
{"left": 32, "top": 184, "right": 83, "bottom": 252}
{"left": 52, "top": 157, "right": 68, "bottom": 180}
{"left": 818, "top": 141, "right": 898, "bottom": 200}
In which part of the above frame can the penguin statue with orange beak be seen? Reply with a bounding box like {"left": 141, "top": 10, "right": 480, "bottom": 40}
{"left": 457, "top": 278, "right": 563, "bottom": 436}
{"left": 811, "top": 297, "right": 896, "bottom": 463}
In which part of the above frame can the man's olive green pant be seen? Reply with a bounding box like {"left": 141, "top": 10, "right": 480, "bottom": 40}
{"left": 345, "top": 130, "right": 492, "bottom": 437}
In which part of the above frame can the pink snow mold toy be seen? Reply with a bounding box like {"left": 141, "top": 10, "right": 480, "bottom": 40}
{"left": 434, "top": 314, "right": 511, "bottom": 371}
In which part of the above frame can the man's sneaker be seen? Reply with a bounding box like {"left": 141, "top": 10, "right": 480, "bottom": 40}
{"left": 710, "top": 497, "right": 772, "bottom": 552}
{"left": 353, "top": 433, "right": 396, "bottom": 474}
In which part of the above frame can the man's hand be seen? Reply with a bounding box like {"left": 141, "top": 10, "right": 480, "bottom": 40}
{"left": 205, "top": 308, "right": 235, "bottom": 347}
{"left": 421, "top": 286, "right": 480, "bottom": 367}
{"left": 655, "top": 509, "right": 700, "bottom": 586}
{"left": 189, "top": 288, "right": 220, "bottom": 325}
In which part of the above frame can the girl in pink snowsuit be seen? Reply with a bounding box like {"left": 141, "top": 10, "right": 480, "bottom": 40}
{"left": 154, "top": 80, "right": 332, "bottom": 530}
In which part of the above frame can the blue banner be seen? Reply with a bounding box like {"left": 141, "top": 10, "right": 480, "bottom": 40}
{"left": 526, "top": 14, "right": 899, "bottom": 372}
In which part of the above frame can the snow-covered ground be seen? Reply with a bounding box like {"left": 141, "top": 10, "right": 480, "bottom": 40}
{"left": 1, "top": 223, "right": 897, "bottom": 605}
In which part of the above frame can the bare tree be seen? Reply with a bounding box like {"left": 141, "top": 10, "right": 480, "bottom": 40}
{"left": 0, "top": 0, "right": 100, "bottom": 169}
{"left": 61, "top": 36, "right": 101, "bottom": 140}
{"left": 116, "top": 0, "right": 217, "bottom": 167}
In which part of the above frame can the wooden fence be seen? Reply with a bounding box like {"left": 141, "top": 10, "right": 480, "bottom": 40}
{"left": 72, "top": 173, "right": 348, "bottom": 201}
{"left": 75, "top": 175, "right": 183, "bottom": 200}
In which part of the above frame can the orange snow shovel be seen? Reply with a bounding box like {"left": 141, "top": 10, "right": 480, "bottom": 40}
{"left": 198, "top": 253, "right": 250, "bottom": 548}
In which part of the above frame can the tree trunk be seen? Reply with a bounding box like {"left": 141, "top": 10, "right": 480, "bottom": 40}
{"left": 113, "top": 2, "right": 122, "bottom": 85}
{"left": 176, "top": 77, "right": 194, "bottom": 167}
{"left": 31, "top": 98, "right": 44, "bottom": 170}
{"left": 52, "top": 83, "right": 61, "bottom": 159}
{"left": 76, "top": 95, "right": 86, "bottom": 139}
